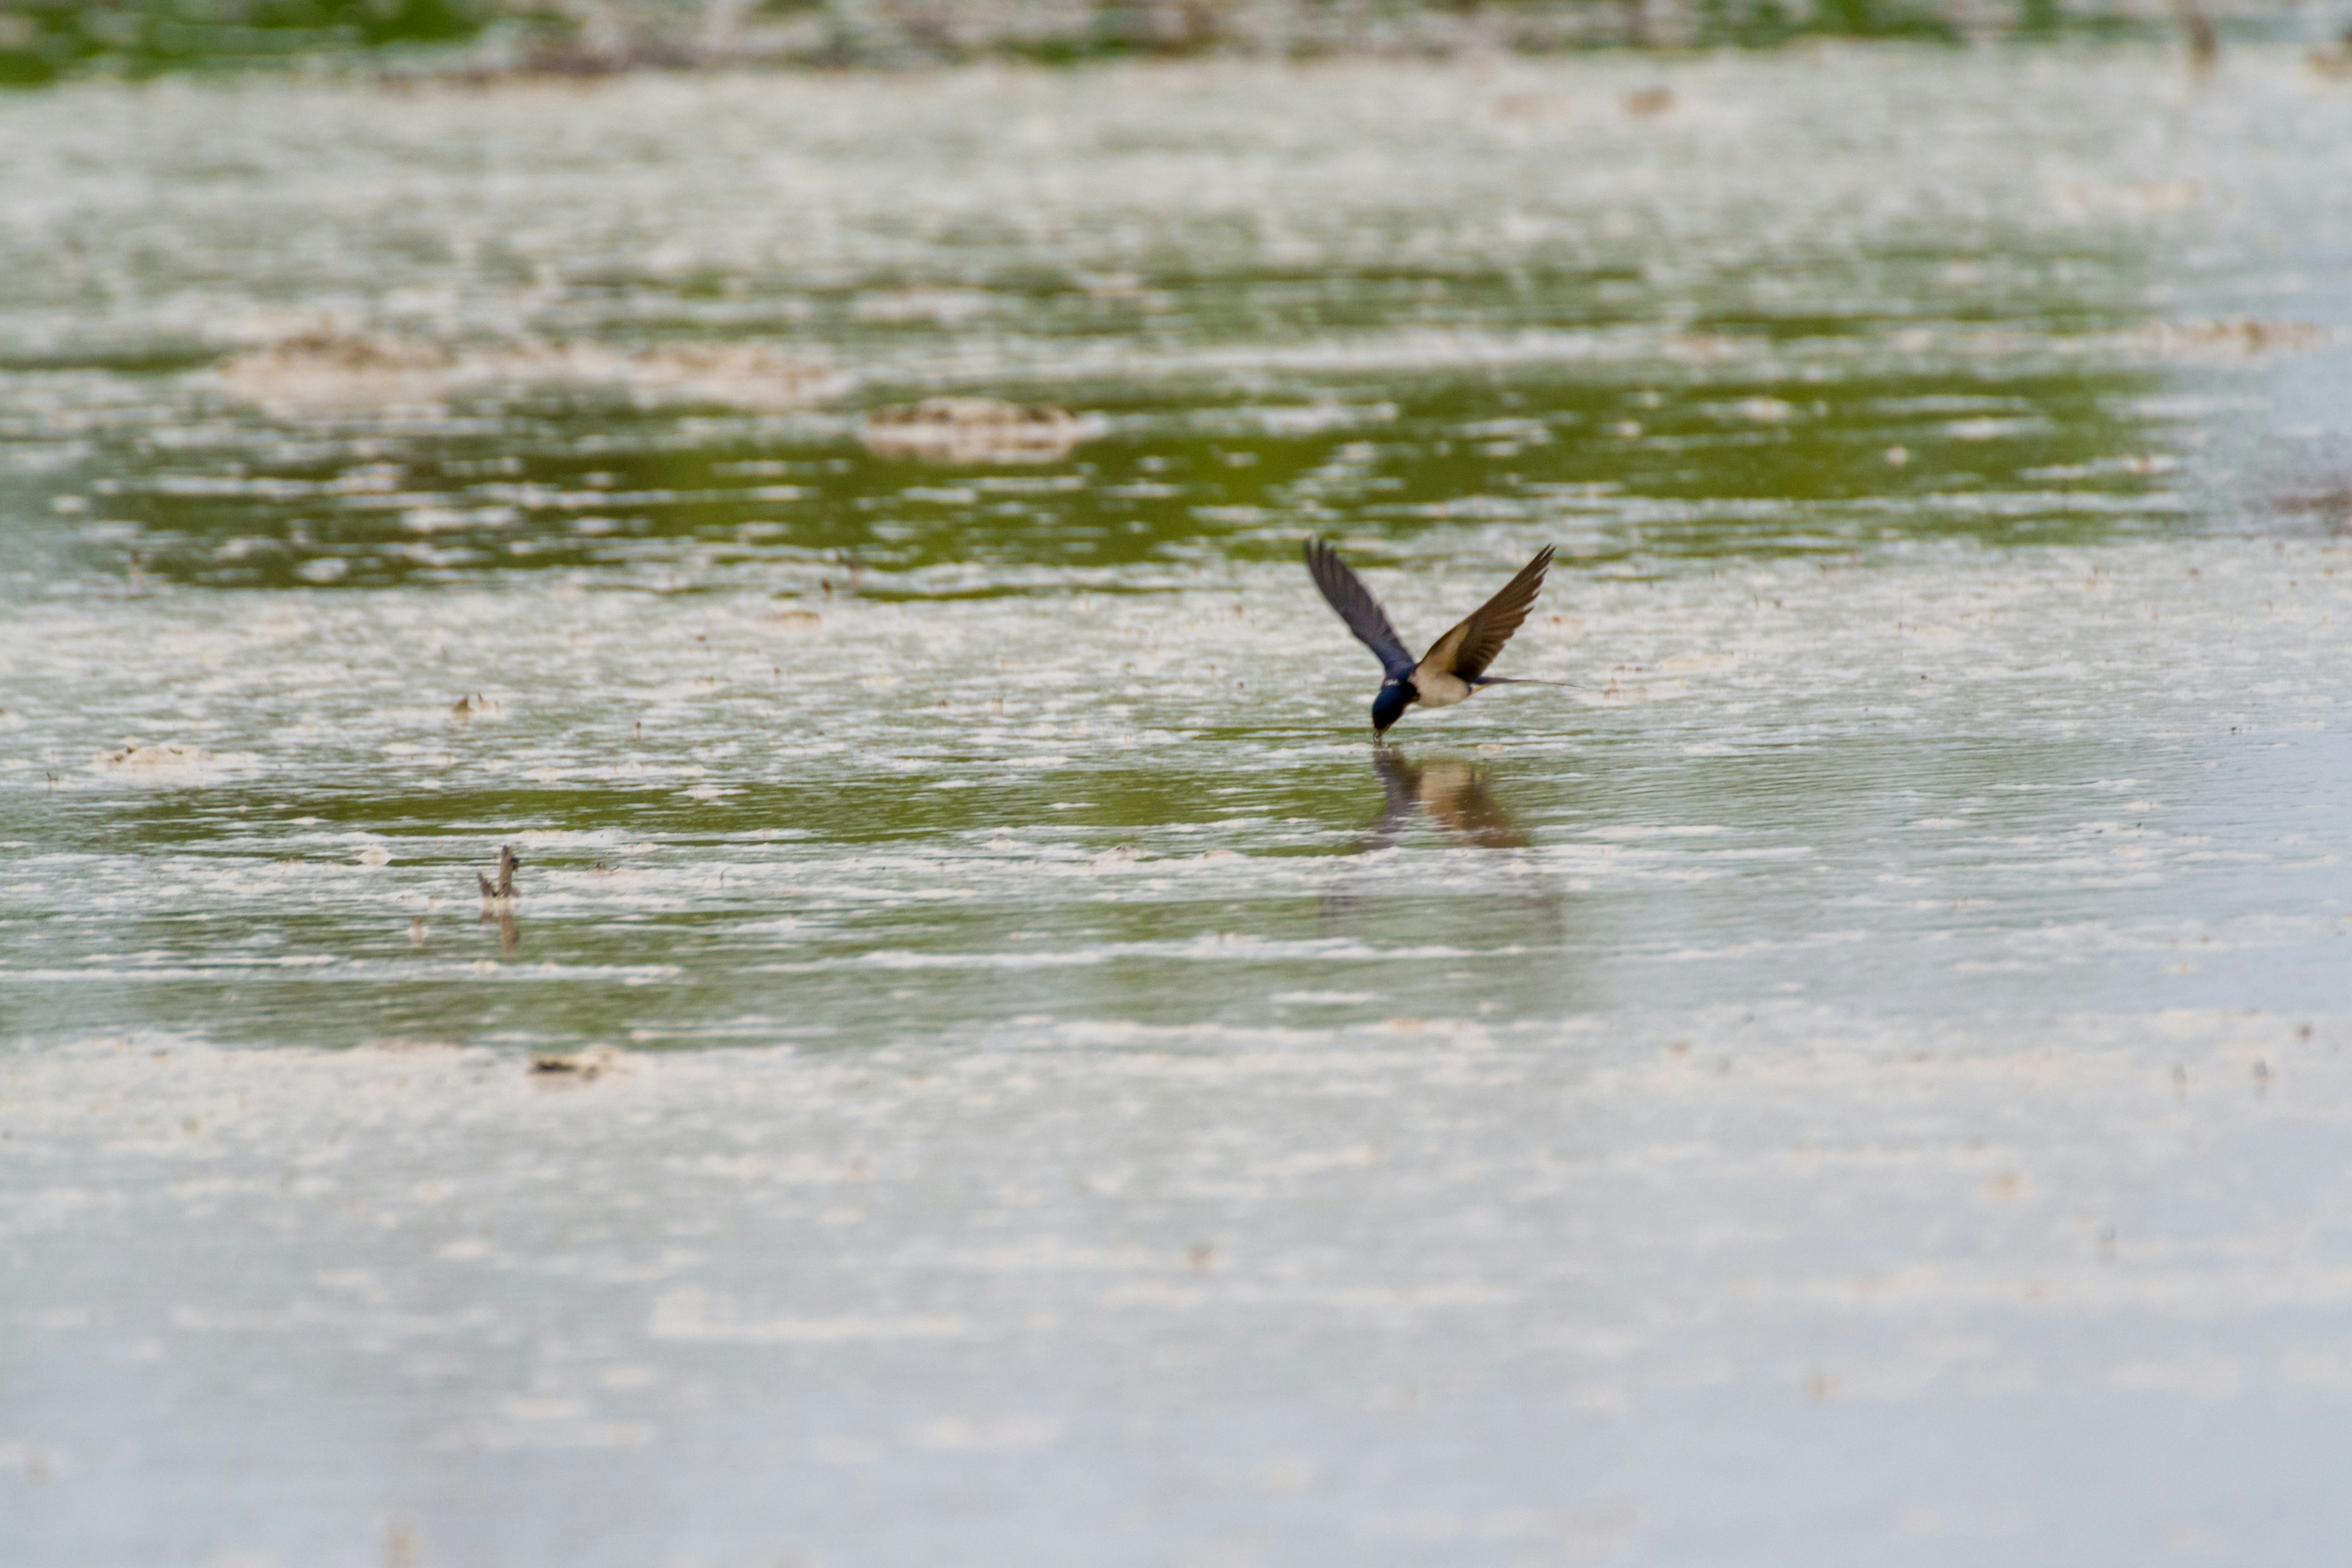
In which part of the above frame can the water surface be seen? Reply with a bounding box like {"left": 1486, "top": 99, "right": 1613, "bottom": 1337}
{"left": 9, "top": 47, "right": 2352, "bottom": 1567}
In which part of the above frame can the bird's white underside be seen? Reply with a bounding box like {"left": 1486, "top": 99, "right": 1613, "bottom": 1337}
{"left": 1412, "top": 663, "right": 1472, "bottom": 707}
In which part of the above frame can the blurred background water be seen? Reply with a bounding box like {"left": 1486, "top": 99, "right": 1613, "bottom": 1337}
{"left": 10, "top": 44, "right": 2352, "bottom": 1568}
{"left": 0, "top": 0, "right": 2317, "bottom": 83}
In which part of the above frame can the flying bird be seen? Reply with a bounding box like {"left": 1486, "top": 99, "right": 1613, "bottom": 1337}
{"left": 1304, "top": 538, "right": 1556, "bottom": 737}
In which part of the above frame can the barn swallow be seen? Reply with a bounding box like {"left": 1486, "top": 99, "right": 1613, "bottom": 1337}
{"left": 1304, "top": 538, "right": 1556, "bottom": 737}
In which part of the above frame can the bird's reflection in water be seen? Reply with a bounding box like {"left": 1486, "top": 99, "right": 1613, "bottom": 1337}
{"left": 1363, "top": 747, "right": 1528, "bottom": 851}
{"left": 484, "top": 905, "right": 519, "bottom": 957}
{"left": 1319, "top": 747, "right": 1567, "bottom": 954}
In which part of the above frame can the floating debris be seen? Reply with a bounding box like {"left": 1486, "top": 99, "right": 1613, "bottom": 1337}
{"left": 97, "top": 742, "right": 209, "bottom": 769}
{"left": 213, "top": 327, "right": 452, "bottom": 410}
{"left": 530, "top": 1045, "right": 621, "bottom": 1080}
{"left": 89, "top": 742, "right": 251, "bottom": 785}
{"left": 1488, "top": 92, "right": 1553, "bottom": 121}
{"left": 2174, "top": 0, "right": 2219, "bottom": 74}
{"left": 450, "top": 692, "right": 502, "bottom": 721}
{"left": 2144, "top": 318, "right": 2337, "bottom": 357}
{"left": 2272, "top": 481, "right": 2352, "bottom": 532}
{"left": 861, "top": 398, "right": 1096, "bottom": 464}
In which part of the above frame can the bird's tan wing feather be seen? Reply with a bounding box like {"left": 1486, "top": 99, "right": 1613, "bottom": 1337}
{"left": 1417, "top": 546, "right": 1555, "bottom": 680}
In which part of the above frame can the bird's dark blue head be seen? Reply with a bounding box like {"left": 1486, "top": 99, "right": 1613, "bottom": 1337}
{"left": 1371, "top": 680, "right": 1415, "bottom": 736}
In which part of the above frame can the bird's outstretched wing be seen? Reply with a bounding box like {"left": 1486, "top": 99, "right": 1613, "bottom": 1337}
{"left": 1417, "top": 545, "right": 1555, "bottom": 681}
{"left": 1305, "top": 538, "right": 1416, "bottom": 682}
